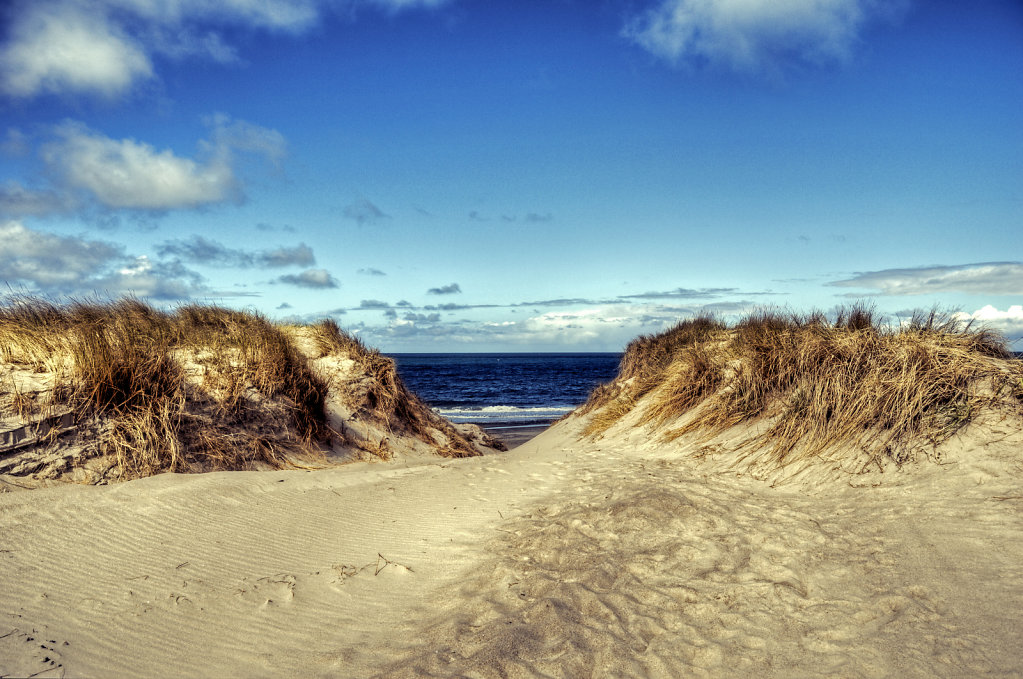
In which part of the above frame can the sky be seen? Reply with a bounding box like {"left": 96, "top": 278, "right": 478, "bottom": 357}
{"left": 1, "top": 0, "right": 1021, "bottom": 352}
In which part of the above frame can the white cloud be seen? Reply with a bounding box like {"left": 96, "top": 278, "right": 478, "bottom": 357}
{"left": 831, "top": 263, "right": 1023, "bottom": 296}
{"left": 361, "top": 303, "right": 729, "bottom": 350}
{"left": 108, "top": 0, "right": 323, "bottom": 31}
{"left": 0, "top": 220, "right": 203, "bottom": 299}
{"left": 0, "top": 3, "right": 153, "bottom": 98}
{"left": 146, "top": 28, "right": 242, "bottom": 64}
{"left": 0, "top": 220, "right": 122, "bottom": 289}
{"left": 623, "top": 0, "right": 905, "bottom": 73}
{"left": 39, "top": 117, "right": 285, "bottom": 212}
{"left": 957, "top": 305, "right": 1023, "bottom": 348}
{"left": 101, "top": 255, "right": 204, "bottom": 299}
{"left": 363, "top": 0, "right": 452, "bottom": 12}
{"left": 42, "top": 122, "right": 237, "bottom": 210}
{"left": 0, "top": 0, "right": 455, "bottom": 99}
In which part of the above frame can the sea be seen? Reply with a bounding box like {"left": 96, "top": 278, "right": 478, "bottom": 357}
{"left": 388, "top": 353, "right": 622, "bottom": 433}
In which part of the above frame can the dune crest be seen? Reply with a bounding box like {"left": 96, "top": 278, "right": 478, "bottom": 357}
{"left": 572, "top": 307, "right": 1023, "bottom": 484}
{"left": 0, "top": 298, "right": 500, "bottom": 489}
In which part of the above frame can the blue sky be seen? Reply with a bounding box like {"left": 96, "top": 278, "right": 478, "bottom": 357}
{"left": 1, "top": 0, "right": 1021, "bottom": 351}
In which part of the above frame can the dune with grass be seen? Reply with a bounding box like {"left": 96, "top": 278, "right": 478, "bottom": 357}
{"left": 2, "top": 304, "right": 1022, "bottom": 678}
{"left": 0, "top": 298, "right": 501, "bottom": 490}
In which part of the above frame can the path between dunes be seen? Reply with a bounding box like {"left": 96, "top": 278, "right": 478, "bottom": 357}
{"left": 2, "top": 418, "right": 1022, "bottom": 678}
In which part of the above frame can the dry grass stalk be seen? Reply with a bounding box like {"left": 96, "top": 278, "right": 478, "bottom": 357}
{"left": 583, "top": 304, "right": 1022, "bottom": 466}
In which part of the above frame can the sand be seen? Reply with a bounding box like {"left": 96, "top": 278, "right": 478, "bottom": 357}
{"left": 2, "top": 410, "right": 1023, "bottom": 678}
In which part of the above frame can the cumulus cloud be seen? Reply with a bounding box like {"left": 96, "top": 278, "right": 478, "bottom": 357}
{"left": 42, "top": 122, "right": 236, "bottom": 210}
{"left": 427, "top": 282, "right": 462, "bottom": 295}
{"left": 99, "top": 255, "right": 206, "bottom": 299}
{"left": 39, "top": 118, "right": 285, "bottom": 212}
{"left": 359, "top": 299, "right": 391, "bottom": 309}
{"left": 831, "top": 262, "right": 1023, "bottom": 296}
{"left": 0, "top": 0, "right": 454, "bottom": 99}
{"left": 0, "top": 3, "right": 153, "bottom": 98}
{"left": 357, "top": 268, "right": 387, "bottom": 276}
{"left": 623, "top": 0, "right": 906, "bottom": 73}
{"left": 0, "top": 220, "right": 203, "bottom": 299}
{"left": 0, "top": 220, "right": 122, "bottom": 290}
{"left": 156, "top": 236, "right": 315, "bottom": 268}
{"left": 276, "top": 268, "right": 339, "bottom": 288}
{"left": 343, "top": 198, "right": 390, "bottom": 226}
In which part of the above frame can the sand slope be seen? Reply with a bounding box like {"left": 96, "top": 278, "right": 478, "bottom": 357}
{"left": 2, "top": 412, "right": 1023, "bottom": 678}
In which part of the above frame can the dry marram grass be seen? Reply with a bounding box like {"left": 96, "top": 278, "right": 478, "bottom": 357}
{"left": 582, "top": 306, "right": 1023, "bottom": 466}
{"left": 0, "top": 297, "right": 483, "bottom": 481}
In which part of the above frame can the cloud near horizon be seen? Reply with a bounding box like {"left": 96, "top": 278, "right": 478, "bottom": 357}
{"left": 358, "top": 302, "right": 744, "bottom": 350}
{"left": 0, "top": 220, "right": 205, "bottom": 300}
{"left": 619, "top": 287, "right": 739, "bottom": 300}
{"left": 830, "top": 262, "right": 1023, "bottom": 296}
{"left": 957, "top": 305, "right": 1023, "bottom": 346}
{"left": 623, "top": 0, "right": 908, "bottom": 73}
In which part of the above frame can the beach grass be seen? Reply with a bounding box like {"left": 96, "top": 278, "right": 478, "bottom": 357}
{"left": 0, "top": 296, "right": 479, "bottom": 479}
{"left": 582, "top": 305, "right": 1022, "bottom": 466}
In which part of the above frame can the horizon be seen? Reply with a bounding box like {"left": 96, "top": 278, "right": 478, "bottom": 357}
{"left": 1, "top": 0, "right": 1021, "bottom": 352}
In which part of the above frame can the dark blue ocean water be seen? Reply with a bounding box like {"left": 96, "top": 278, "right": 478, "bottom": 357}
{"left": 388, "top": 353, "right": 622, "bottom": 427}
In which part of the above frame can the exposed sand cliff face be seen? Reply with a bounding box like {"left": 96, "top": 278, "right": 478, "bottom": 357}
{"left": 0, "top": 302, "right": 501, "bottom": 490}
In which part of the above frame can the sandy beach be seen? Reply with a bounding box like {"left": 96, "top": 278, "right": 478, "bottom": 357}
{"left": 3, "top": 304, "right": 1023, "bottom": 677}
{"left": 3, "top": 408, "right": 1023, "bottom": 678}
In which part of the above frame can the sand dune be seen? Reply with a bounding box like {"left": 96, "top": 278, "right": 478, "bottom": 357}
{"left": 3, "top": 308, "right": 1022, "bottom": 677}
{"left": 2, "top": 411, "right": 1022, "bottom": 678}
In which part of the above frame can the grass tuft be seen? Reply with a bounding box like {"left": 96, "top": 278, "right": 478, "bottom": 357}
{"left": 581, "top": 304, "right": 1023, "bottom": 466}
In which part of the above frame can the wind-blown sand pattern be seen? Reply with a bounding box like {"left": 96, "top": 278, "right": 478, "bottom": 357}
{"left": 2, "top": 417, "right": 1022, "bottom": 678}
{"left": 2, "top": 308, "right": 1022, "bottom": 677}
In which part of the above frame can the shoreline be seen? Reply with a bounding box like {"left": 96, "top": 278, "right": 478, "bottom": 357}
{"left": 479, "top": 422, "right": 552, "bottom": 449}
